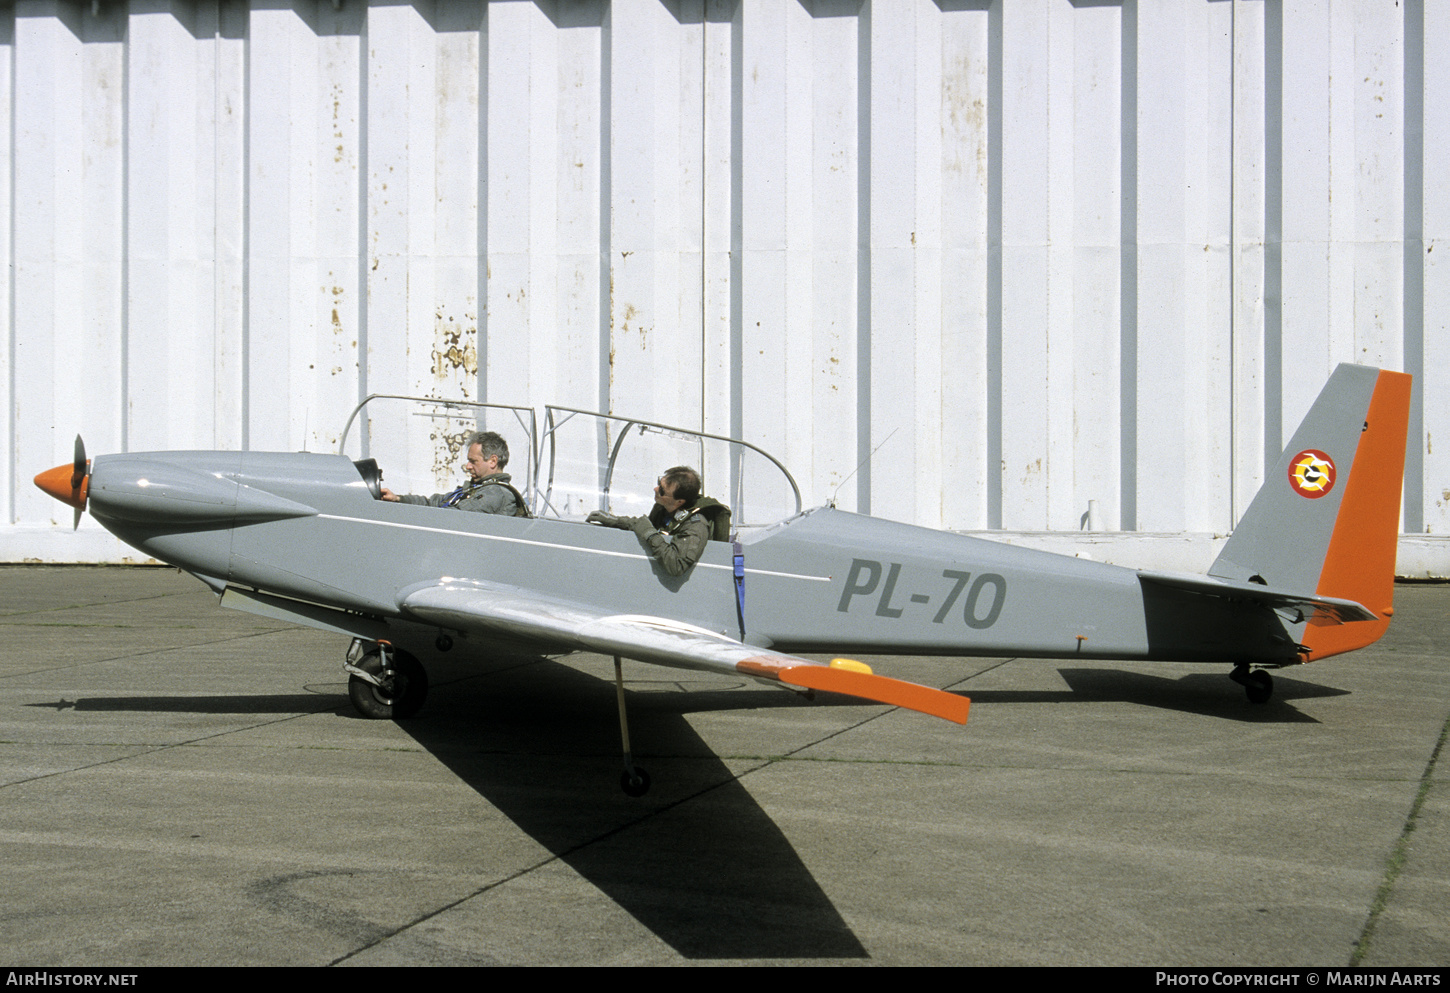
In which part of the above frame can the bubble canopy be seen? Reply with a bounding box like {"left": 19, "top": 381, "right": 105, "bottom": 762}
{"left": 337, "top": 396, "right": 802, "bottom": 529}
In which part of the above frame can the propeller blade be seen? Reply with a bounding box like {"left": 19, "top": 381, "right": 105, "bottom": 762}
{"left": 72, "top": 435, "right": 86, "bottom": 489}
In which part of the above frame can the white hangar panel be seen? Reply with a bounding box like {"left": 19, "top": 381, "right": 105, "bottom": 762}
{"left": 1, "top": 0, "right": 1445, "bottom": 577}
{"left": 246, "top": 2, "right": 320, "bottom": 453}
{"left": 126, "top": 6, "right": 213, "bottom": 452}
{"left": 1423, "top": 0, "right": 1450, "bottom": 538}
{"left": 10, "top": 7, "right": 82, "bottom": 506}
{"left": 1068, "top": 1, "right": 1123, "bottom": 537}
{"left": 607, "top": 0, "right": 702, "bottom": 429}
{"left": 938, "top": 1, "right": 991, "bottom": 534}
{"left": 1132, "top": 0, "right": 1236, "bottom": 536}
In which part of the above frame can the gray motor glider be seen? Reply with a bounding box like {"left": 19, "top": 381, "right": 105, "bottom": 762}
{"left": 35, "top": 364, "right": 1411, "bottom": 795}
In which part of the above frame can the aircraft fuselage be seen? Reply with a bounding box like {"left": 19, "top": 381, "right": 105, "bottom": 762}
{"left": 87, "top": 450, "right": 1298, "bottom": 668}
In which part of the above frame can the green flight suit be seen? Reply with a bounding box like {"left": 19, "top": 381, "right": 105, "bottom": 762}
{"left": 397, "top": 473, "right": 527, "bottom": 516}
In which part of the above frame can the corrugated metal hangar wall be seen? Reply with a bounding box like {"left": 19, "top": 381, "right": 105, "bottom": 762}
{"left": 3, "top": 0, "right": 1447, "bottom": 572}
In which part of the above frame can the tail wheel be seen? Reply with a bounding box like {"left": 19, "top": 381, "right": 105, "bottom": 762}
{"left": 1231, "top": 665, "right": 1274, "bottom": 705}
{"left": 1244, "top": 669, "right": 1273, "bottom": 704}
{"left": 348, "top": 646, "right": 429, "bottom": 719}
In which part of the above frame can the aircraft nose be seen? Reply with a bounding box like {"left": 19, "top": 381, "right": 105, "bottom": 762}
{"left": 34, "top": 462, "right": 89, "bottom": 510}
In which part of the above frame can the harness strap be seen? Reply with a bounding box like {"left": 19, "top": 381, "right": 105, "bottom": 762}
{"left": 442, "top": 479, "right": 530, "bottom": 516}
{"left": 732, "top": 540, "right": 746, "bottom": 638}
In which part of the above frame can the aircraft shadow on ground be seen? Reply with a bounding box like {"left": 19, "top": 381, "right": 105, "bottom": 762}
{"left": 37, "top": 656, "right": 867, "bottom": 959}
{"left": 43, "top": 655, "right": 1329, "bottom": 956}
{"left": 964, "top": 666, "right": 1345, "bottom": 722}
{"left": 395, "top": 653, "right": 869, "bottom": 960}
{"left": 27, "top": 694, "right": 340, "bottom": 714}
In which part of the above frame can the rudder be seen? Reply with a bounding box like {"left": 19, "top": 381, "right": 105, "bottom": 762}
{"left": 1209, "top": 364, "right": 1411, "bottom": 660}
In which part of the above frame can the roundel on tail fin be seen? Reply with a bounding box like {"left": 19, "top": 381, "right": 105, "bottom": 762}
{"left": 1288, "top": 450, "right": 1336, "bottom": 498}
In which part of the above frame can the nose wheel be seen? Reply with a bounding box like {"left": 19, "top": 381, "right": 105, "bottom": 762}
{"left": 1230, "top": 665, "right": 1274, "bottom": 704}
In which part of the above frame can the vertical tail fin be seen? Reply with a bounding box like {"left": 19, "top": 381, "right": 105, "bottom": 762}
{"left": 1210, "top": 365, "right": 1412, "bottom": 660}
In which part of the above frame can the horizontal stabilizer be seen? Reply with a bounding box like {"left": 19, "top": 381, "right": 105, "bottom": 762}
{"left": 1137, "top": 570, "right": 1377, "bottom": 624}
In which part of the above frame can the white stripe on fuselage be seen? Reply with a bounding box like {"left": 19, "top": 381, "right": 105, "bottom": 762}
{"left": 315, "top": 513, "right": 833, "bottom": 582}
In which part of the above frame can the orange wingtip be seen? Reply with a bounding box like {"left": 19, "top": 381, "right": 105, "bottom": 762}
{"left": 34, "top": 462, "right": 89, "bottom": 510}
{"left": 778, "top": 665, "right": 971, "bottom": 725}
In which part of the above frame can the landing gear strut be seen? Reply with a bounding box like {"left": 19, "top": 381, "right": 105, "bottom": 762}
{"left": 614, "top": 655, "right": 650, "bottom": 797}
{"left": 345, "top": 639, "right": 429, "bottom": 719}
{"left": 1230, "top": 665, "right": 1274, "bottom": 704}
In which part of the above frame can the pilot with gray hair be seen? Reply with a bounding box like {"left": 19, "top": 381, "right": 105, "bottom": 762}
{"left": 381, "top": 430, "right": 528, "bottom": 516}
{"left": 587, "top": 465, "right": 728, "bottom": 576}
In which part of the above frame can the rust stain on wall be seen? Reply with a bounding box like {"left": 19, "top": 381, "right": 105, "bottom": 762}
{"left": 432, "top": 311, "right": 479, "bottom": 385}
{"left": 426, "top": 306, "right": 480, "bottom": 482}
{"left": 943, "top": 52, "right": 987, "bottom": 183}
{"left": 429, "top": 425, "right": 474, "bottom": 481}
{"left": 324, "top": 278, "right": 353, "bottom": 378}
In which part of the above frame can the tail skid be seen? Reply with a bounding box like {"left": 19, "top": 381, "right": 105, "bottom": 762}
{"left": 1209, "top": 365, "right": 1411, "bottom": 661}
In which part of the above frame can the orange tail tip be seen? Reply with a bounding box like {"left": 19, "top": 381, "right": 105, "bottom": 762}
{"left": 34, "top": 462, "right": 89, "bottom": 510}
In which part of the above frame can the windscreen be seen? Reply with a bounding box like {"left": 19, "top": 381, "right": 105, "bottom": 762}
{"left": 336, "top": 397, "right": 538, "bottom": 511}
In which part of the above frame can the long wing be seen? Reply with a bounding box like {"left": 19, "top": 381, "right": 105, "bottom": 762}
{"left": 399, "top": 579, "right": 969, "bottom": 724}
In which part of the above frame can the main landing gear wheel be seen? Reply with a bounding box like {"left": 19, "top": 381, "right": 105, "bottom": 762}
{"left": 348, "top": 645, "right": 429, "bottom": 719}
{"left": 620, "top": 767, "right": 651, "bottom": 798}
{"left": 1230, "top": 666, "right": 1274, "bottom": 704}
